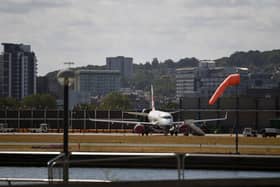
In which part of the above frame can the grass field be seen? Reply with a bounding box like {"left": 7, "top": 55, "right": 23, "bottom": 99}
{"left": 0, "top": 133, "right": 279, "bottom": 155}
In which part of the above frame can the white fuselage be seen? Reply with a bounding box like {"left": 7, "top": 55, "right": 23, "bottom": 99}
{"left": 147, "top": 110, "right": 173, "bottom": 126}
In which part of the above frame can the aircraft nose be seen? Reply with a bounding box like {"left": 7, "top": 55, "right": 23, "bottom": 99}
{"left": 169, "top": 119, "right": 173, "bottom": 124}
{"left": 165, "top": 119, "right": 173, "bottom": 125}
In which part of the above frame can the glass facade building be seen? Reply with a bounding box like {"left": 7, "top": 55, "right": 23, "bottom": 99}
{"left": 74, "top": 70, "right": 121, "bottom": 97}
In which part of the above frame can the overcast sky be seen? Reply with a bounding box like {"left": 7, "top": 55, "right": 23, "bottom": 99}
{"left": 0, "top": 0, "right": 279, "bottom": 75}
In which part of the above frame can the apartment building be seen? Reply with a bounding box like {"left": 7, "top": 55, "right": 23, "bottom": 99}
{"left": 0, "top": 43, "right": 37, "bottom": 100}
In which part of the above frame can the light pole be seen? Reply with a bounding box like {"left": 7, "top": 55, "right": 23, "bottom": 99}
{"left": 235, "top": 86, "right": 239, "bottom": 154}
{"left": 228, "top": 74, "right": 240, "bottom": 154}
{"left": 57, "top": 68, "right": 74, "bottom": 183}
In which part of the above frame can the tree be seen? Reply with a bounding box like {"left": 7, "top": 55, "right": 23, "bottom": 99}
{"left": 98, "top": 92, "right": 131, "bottom": 110}
{"left": 39, "top": 94, "right": 57, "bottom": 109}
{"left": 153, "top": 75, "right": 176, "bottom": 97}
{"left": 74, "top": 103, "right": 98, "bottom": 110}
{"left": 151, "top": 58, "right": 160, "bottom": 69}
{"left": 22, "top": 94, "right": 56, "bottom": 109}
{"left": 163, "top": 59, "right": 175, "bottom": 68}
{"left": 144, "top": 62, "right": 152, "bottom": 70}
{"left": 176, "top": 57, "right": 199, "bottom": 68}
{"left": 131, "top": 64, "right": 154, "bottom": 90}
{"left": 0, "top": 97, "right": 20, "bottom": 109}
{"left": 161, "top": 102, "right": 179, "bottom": 111}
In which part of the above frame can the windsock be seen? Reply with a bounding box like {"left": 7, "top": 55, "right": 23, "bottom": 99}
{"left": 208, "top": 74, "right": 240, "bottom": 105}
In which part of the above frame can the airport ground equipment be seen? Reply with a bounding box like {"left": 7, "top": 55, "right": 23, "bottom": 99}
{"left": 242, "top": 128, "right": 257, "bottom": 137}
{"left": 260, "top": 128, "right": 280, "bottom": 137}
{"left": 29, "top": 123, "right": 48, "bottom": 133}
{"left": 0, "top": 123, "right": 15, "bottom": 133}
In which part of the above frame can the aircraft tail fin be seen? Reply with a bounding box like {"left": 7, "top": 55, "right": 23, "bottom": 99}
{"left": 151, "top": 85, "right": 155, "bottom": 111}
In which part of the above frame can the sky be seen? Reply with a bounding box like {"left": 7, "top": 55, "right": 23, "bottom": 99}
{"left": 0, "top": 0, "right": 279, "bottom": 75}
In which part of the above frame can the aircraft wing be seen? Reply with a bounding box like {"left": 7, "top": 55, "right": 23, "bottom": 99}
{"left": 125, "top": 112, "right": 149, "bottom": 117}
{"left": 89, "top": 118, "right": 154, "bottom": 125}
{"left": 173, "top": 112, "right": 228, "bottom": 125}
{"left": 170, "top": 110, "right": 181, "bottom": 114}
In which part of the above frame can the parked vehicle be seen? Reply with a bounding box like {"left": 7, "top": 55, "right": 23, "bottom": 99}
{"left": 259, "top": 128, "right": 279, "bottom": 137}
{"left": 242, "top": 128, "right": 257, "bottom": 137}
{"left": 29, "top": 123, "right": 48, "bottom": 133}
{"left": 0, "top": 123, "right": 15, "bottom": 133}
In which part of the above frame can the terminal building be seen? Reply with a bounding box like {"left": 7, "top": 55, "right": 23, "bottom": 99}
{"left": 0, "top": 43, "right": 37, "bottom": 100}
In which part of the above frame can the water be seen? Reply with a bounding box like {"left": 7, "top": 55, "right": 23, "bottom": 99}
{"left": 0, "top": 167, "right": 280, "bottom": 181}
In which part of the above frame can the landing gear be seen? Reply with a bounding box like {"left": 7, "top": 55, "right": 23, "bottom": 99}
{"left": 170, "top": 130, "right": 178, "bottom": 136}
{"left": 141, "top": 132, "right": 149, "bottom": 136}
{"left": 169, "top": 125, "right": 178, "bottom": 136}
{"left": 134, "top": 124, "right": 149, "bottom": 136}
{"left": 142, "top": 126, "right": 150, "bottom": 136}
{"left": 164, "top": 126, "right": 170, "bottom": 136}
{"left": 183, "top": 132, "right": 189, "bottom": 136}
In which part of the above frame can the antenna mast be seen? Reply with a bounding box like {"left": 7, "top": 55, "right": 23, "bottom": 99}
{"left": 64, "top": 62, "right": 75, "bottom": 68}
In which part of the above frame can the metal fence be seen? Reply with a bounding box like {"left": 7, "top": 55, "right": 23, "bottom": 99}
{"left": 0, "top": 96, "right": 279, "bottom": 132}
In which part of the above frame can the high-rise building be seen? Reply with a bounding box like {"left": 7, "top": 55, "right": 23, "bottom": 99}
{"left": 106, "top": 56, "right": 133, "bottom": 79}
{"left": 37, "top": 76, "right": 49, "bottom": 94}
{"left": 0, "top": 55, "right": 6, "bottom": 97}
{"left": 0, "top": 43, "right": 37, "bottom": 100}
{"left": 74, "top": 69, "right": 121, "bottom": 97}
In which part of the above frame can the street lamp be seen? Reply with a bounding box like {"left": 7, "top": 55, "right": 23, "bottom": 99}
{"left": 57, "top": 68, "right": 74, "bottom": 183}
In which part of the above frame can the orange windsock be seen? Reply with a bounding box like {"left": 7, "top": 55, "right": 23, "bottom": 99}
{"left": 208, "top": 74, "right": 240, "bottom": 105}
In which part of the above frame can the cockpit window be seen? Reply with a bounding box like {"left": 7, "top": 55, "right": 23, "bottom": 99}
{"left": 162, "top": 116, "right": 172, "bottom": 119}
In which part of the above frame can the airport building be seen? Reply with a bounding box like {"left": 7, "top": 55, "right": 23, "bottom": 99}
{"left": 74, "top": 69, "right": 121, "bottom": 97}
{"left": 0, "top": 43, "right": 37, "bottom": 100}
{"left": 176, "top": 60, "right": 249, "bottom": 98}
{"left": 106, "top": 56, "right": 133, "bottom": 79}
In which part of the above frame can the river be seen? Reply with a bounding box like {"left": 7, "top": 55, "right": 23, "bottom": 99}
{"left": 0, "top": 167, "right": 279, "bottom": 181}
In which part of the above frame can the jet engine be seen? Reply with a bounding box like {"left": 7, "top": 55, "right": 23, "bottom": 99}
{"left": 179, "top": 123, "right": 189, "bottom": 136}
{"left": 142, "top": 108, "right": 148, "bottom": 113}
{"left": 133, "top": 123, "right": 145, "bottom": 135}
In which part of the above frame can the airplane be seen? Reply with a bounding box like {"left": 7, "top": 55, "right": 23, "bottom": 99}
{"left": 89, "top": 85, "right": 227, "bottom": 136}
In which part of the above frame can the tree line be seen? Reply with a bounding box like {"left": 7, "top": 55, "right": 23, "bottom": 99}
{"left": 0, "top": 94, "right": 56, "bottom": 109}
{"left": 0, "top": 92, "right": 132, "bottom": 110}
